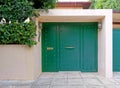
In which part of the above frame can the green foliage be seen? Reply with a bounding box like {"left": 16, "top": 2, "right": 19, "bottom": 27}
{"left": 0, "top": 0, "right": 57, "bottom": 47}
{"left": 0, "top": 0, "right": 37, "bottom": 47}
{"left": 103, "top": 0, "right": 120, "bottom": 9}
{"left": 90, "top": 0, "right": 120, "bottom": 10}
{"left": 28, "top": 0, "right": 57, "bottom": 9}
{"left": 0, "top": 22, "right": 37, "bottom": 47}
{"left": 0, "top": 0, "right": 34, "bottom": 22}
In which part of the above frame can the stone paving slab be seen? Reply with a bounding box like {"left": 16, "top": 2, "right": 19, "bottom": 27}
{"left": 1, "top": 72, "right": 120, "bottom": 88}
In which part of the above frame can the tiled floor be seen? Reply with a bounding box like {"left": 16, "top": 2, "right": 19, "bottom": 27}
{"left": 1, "top": 72, "right": 120, "bottom": 88}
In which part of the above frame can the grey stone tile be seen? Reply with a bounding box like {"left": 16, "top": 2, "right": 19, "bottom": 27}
{"left": 115, "top": 85, "right": 120, "bottom": 88}
{"left": 31, "top": 85, "right": 50, "bottom": 88}
{"left": 58, "top": 72, "right": 68, "bottom": 74}
{"left": 68, "top": 85, "right": 86, "bottom": 88}
{"left": 68, "top": 73, "right": 81, "bottom": 78}
{"left": 105, "top": 85, "right": 120, "bottom": 88}
{"left": 51, "top": 78, "right": 67, "bottom": 86}
{"left": 33, "top": 78, "right": 52, "bottom": 86}
{"left": 13, "top": 86, "right": 31, "bottom": 88}
{"left": 50, "top": 85, "right": 68, "bottom": 88}
{"left": 0, "top": 86, "right": 10, "bottom": 88}
{"left": 51, "top": 85, "right": 86, "bottom": 88}
{"left": 104, "top": 85, "right": 116, "bottom": 88}
{"left": 54, "top": 73, "right": 67, "bottom": 78}
{"left": 68, "top": 79, "right": 84, "bottom": 85}
{"left": 85, "top": 85, "right": 104, "bottom": 88}
{"left": 67, "top": 71, "right": 80, "bottom": 74}
{"left": 39, "top": 74, "right": 55, "bottom": 79}
{"left": 81, "top": 73, "right": 97, "bottom": 78}
{"left": 114, "top": 79, "right": 120, "bottom": 84}
{"left": 83, "top": 78, "right": 102, "bottom": 85}
{"left": 98, "top": 78, "right": 116, "bottom": 85}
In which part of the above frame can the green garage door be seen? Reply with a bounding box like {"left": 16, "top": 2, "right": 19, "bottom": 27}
{"left": 42, "top": 23, "right": 98, "bottom": 72}
{"left": 113, "top": 29, "right": 120, "bottom": 71}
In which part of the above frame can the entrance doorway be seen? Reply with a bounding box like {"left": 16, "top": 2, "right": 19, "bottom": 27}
{"left": 42, "top": 23, "right": 98, "bottom": 72}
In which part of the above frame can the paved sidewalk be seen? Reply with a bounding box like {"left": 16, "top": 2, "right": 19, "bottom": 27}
{"left": 0, "top": 72, "right": 120, "bottom": 88}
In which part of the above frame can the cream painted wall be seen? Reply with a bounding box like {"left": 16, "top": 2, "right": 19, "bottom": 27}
{"left": 98, "top": 10, "right": 113, "bottom": 78}
{"left": 0, "top": 45, "right": 34, "bottom": 80}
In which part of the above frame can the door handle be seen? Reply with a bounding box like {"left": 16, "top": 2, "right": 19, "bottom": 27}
{"left": 47, "top": 47, "right": 54, "bottom": 50}
{"left": 65, "top": 46, "right": 75, "bottom": 49}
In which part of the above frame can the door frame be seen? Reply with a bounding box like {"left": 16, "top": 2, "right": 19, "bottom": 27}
{"left": 38, "top": 9, "right": 113, "bottom": 78}
{"left": 42, "top": 22, "right": 98, "bottom": 72}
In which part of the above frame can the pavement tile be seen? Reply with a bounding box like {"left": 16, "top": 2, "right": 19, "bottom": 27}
{"left": 115, "top": 85, "right": 120, "bottom": 88}
{"left": 83, "top": 78, "right": 102, "bottom": 85}
{"left": 12, "top": 86, "right": 31, "bottom": 88}
{"left": 98, "top": 78, "right": 116, "bottom": 85}
{"left": 68, "top": 85, "right": 86, "bottom": 88}
{"left": 81, "top": 73, "right": 97, "bottom": 78}
{"left": 1, "top": 72, "right": 120, "bottom": 88}
{"left": 104, "top": 85, "right": 116, "bottom": 88}
{"left": 50, "top": 85, "right": 85, "bottom": 88}
{"left": 31, "top": 85, "right": 50, "bottom": 88}
{"left": 68, "top": 78, "right": 84, "bottom": 85}
{"left": 39, "top": 74, "right": 55, "bottom": 79}
{"left": 114, "top": 79, "right": 120, "bottom": 84}
{"left": 67, "top": 73, "right": 81, "bottom": 79}
{"left": 85, "top": 85, "right": 104, "bottom": 88}
{"left": 50, "top": 85, "right": 68, "bottom": 88}
{"left": 51, "top": 78, "right": 67, "bottom": 86}
{"left": 0, "top": 86, "right": 10, "bottom": 88}
{"left": 33, "top": 78, "right": 52, "bottom": 86}
{"left": 54, "top": 73, "right": 67, "bottom": 79}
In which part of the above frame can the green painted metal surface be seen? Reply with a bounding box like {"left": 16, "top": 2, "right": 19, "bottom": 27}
{"left": 59, "top": 23, "right": 80, "bottom": 71}
{"left": 81, "top": 23, "right": 98, "bottom": 72}
{"left": 42, "top": 23, "right": 98, "bottom": 72}
{"left": 42, "top": 23, "right": 59, "bottom": 72}
{"left": 113, "top": 29, "right": 120, "bottom": 71}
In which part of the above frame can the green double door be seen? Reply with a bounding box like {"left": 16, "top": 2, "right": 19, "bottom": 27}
{"left": 42, "top": 23, "right": 98, "bottom": 72}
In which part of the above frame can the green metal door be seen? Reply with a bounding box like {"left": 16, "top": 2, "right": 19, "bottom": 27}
{"left": 81, "top": 23, "right": 98, "bottom": 72}
{"left": 42, "top": 23, "right": 59, "bottom": 72}
{"left": 42, "top": 23, "right": 98, "bottom": 72}
{"left": 59, "top": 23, "right": 80, "bottom": 71}
{"left": 113, "top": 29, "right": 120, "bottom": 71}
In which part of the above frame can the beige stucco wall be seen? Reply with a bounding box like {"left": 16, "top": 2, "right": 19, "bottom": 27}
{"left": 0, "top": 19, "right": 41, "bottom": 80}
{"left": 98, "top": 10, "right": 113, "bottom": 78}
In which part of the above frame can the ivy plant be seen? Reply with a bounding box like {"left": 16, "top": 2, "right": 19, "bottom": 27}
{"left": 0, "top": 0, "right": 37, "bottom": 47}
{"left": 0, "top": 0, "right": 34, "bottom": 23}
{"left": 0, "top": 22, "right": 37, "bottom": 47}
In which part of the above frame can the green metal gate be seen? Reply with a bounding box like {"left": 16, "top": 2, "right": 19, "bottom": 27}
{"left": 113, "top": 29, "right": 120, "bottom": 71}
{"left": 42, "top": 23, "right": 98, "bottom": 72}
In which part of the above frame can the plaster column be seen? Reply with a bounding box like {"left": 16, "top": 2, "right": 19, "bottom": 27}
{"left": 98, "top": 10, "right": 113, "bottom": 78}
